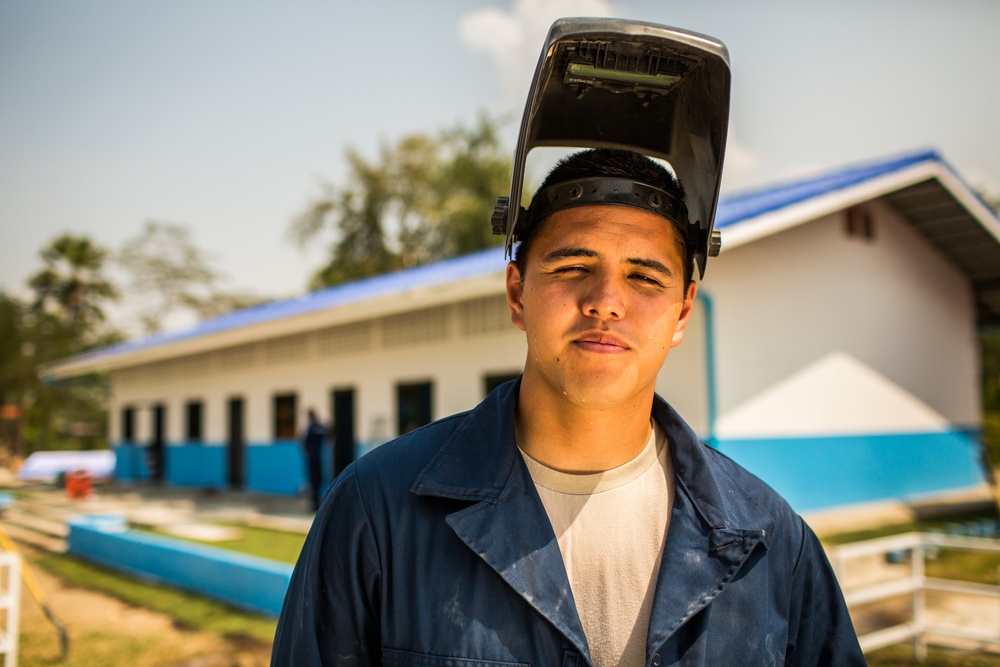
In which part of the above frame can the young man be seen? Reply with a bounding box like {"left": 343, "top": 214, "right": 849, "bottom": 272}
{"left": 271, "top": 149, "right": 865, "bottom": 666}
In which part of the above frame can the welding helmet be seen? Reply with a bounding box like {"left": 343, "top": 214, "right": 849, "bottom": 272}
{"left": 491, "top": 18, "right": 731, "bottom": 278}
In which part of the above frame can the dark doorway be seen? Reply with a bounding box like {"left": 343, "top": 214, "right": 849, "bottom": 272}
{"left": 121, "top": 405, "right": 135, "bottom": 442}
{"left": 331, "top": 388, "right": 356, "bottom": 477}
{"left": 150, "top": 403, "right": 166, "bottom": 483}
{"left": 397, "top": 381, "right": 433, "bottom": 435}
{"left": 228, "top": 397, "right": 246, "bottom": 489}
{"left": 185, "top": 400, "right": 204, "bottom": 442}
{"left": 273, "top": 393, "right": 297, "bottom": 440}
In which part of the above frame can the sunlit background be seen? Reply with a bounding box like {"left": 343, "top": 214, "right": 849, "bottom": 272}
{"left": 3, "top": 0, "right": 998, "bottom": 323}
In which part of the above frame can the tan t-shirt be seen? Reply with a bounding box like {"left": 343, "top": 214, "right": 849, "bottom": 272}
{"left": 520, "top": 424, "right": 673, "bottom": 667}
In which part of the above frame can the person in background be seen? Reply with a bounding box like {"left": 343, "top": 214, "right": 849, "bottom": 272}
{"left": 301, "top": 409, "right": 326, "bottom": 512}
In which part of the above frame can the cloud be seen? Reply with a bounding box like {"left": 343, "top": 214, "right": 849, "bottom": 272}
{"left": 458, "top": 0, "right": 618, "bottom": 108}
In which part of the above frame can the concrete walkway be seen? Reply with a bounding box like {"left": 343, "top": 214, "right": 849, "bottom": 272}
{"left": 0, "top": 471, "right": 318, "bottom": 551}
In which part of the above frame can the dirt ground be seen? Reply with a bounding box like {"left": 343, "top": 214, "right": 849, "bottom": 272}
{"left": 18, "top": 548, "right": 272, "bottom": 667}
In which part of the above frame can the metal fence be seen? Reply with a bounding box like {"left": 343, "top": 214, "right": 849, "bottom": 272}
{"left": 829, "top": 532, "right": 1000, "bottom": 661}
{"left": 0, "top": 552, "right": 21, "bottom": 667}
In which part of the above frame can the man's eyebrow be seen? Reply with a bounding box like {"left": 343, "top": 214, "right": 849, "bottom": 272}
{"left": 541, "top": 246, "right": 599, "bottom": 262}
{"left": 627, "top": 257, "right": 674, "bottom": 278}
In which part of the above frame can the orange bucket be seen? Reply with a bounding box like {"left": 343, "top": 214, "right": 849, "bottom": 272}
{"left": 65, "top": 470, "right": 93, "bottom": 499}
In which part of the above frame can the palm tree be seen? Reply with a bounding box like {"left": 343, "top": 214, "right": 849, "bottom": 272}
{"left": 28, "top": 234, "right": 118, "bottom": 332}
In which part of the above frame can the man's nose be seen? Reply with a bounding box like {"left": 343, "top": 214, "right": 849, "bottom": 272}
{"left": 582, "top": 273, "right": 625, "bottom": 320}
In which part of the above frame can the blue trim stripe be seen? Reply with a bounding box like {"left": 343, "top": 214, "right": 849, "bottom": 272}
{"left": 716, "top": 430, "right": 985, "bottom": 512}
{"left": 696, "top": 290, "right": 719, "bottom": 447}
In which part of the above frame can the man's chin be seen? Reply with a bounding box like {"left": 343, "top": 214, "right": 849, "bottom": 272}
{"left": 558, "top": 374, "right": 647, "bottom": 409}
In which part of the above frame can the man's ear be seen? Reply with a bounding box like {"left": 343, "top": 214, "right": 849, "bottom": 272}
{"left": 670, "top": 282, "right": 698, "bottom": 348}
{"left": 506, "top": 262, "right": 526, "bottom": 332}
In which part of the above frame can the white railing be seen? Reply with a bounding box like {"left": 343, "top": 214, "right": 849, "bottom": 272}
{"left": 0, "top": 553, "right": 21, "bottom": 667}
{"left": 830, "top": 532, "right": 1000, "bottom": 662}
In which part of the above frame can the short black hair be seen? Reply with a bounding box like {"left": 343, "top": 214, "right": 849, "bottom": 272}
{"left": 514, "top": 148, "right": 693, "bottom": 287}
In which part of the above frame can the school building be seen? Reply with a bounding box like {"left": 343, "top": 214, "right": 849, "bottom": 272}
{"left": 45, "top": 149, "right": 1000, "bottom": 512}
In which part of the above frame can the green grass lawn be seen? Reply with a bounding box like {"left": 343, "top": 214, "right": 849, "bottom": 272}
{"left": 144, "top": 524, "right": 308, "bottom": 564}
{"left": 867, "top": 643, "right": 1000, "bottom": 666}
{"left": 985, "top": 413, "right": 1000, "bottom": 465}
{"left": 822, "top": 507, "right": 1000, "bottom": 586}
{"left": 927, "top": 547, "right": 1000, "bottom": 586}
{"left": 34, "top": 553, "right": 278, "bottom": 644}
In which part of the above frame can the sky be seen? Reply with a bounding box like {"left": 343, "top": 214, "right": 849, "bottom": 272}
{"left": 2, "top": 0, "right": 999, "bottom": 327}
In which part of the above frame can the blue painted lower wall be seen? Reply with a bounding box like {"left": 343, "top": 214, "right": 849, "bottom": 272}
{"left": 715, "top": 429, "right": 986, "bottom": 512}
{"left": 113, "top": 440, "right": 340, "bottom": 497}
{"left": 67, "top": 514, "right": 293, "bottom": 616}
{"left": 246, "top": 441, "right": 305, "bottom": 495}
{"left": 166, "top": 444, "right": 227, "bottom": 488}
{"left": 112, "top": 430, "right": 986, "bottom": 511}
{"left": 115, "top": 444, "right": 150, "bottom": 480}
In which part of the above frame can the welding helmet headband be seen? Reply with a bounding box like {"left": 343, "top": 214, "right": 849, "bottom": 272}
{"left": 520, "top": 176, "right": 691, "bottom": 247}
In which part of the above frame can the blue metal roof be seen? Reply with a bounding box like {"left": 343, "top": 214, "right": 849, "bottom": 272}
{"left": 715, "top": 148, "right": 942, "bottom": 228}
{"left": 62, "top": 148, "right": 962, "bottom": 367}
{"left": 66, "top": 246, "right": 507, "bottom": 367}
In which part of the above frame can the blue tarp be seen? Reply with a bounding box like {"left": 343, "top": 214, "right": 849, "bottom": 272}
{"left": 18, "top": 450, "right": 116, "bottom": 481}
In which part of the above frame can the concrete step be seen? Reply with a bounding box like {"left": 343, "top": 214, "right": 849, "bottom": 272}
{"left": 0, "top": 521, "right": 67, "bottom": 554}
{"left": 2, "top": 508, "right": 68, "bottom": 538}
{"left": 246, "top": 512, "right": 313, "bottom": 534}
{"left": 0, "top": 494, "right": 73, "bottom": 554}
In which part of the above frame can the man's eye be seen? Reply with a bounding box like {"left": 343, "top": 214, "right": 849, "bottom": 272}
{"left": 555, "top": 266, "right": 587, "bottom": 275}
{"left": 631, "top": 274, "right": 663, "bottom": 286}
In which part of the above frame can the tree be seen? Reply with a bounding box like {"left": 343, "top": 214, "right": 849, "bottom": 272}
{"left": 28, "top": 233, "right": 118, "bottom": 339}
{"left": 2, "top": 234, "right": 123, "bottom": 455}
{"left": 118, "top": 221, "right": 262, "bottom": 334}
{"left": 290, "top": 113, "right": 513, "bottom": 289}
{"left": 0, "top": 292, "right": 31, "bottom": 458}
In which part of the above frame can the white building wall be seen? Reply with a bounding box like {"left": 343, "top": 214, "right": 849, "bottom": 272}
{"left": 110, "top": 295, "right": 528, "bottom": 447}
{"left": 709, "top": 199, "right": 981, "bottom": 436}
{"left": 108, "top": 288, "right": 714, "bottom": 447}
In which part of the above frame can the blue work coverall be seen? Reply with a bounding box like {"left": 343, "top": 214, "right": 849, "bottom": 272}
{"left": 272, "top": 380, "right": 865, "bottom": 666}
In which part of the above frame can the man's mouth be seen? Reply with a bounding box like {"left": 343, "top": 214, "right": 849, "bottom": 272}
{"left": 574, "top": 331, "right": 630, "bottom": 353}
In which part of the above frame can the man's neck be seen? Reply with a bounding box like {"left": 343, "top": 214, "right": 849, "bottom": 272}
{"left": 514, "top": 378, "right": 655, "bottom": 474}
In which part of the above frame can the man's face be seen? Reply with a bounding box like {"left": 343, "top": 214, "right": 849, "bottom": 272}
{"left": 506, "top": 204, "right": 697, "bottom": 411}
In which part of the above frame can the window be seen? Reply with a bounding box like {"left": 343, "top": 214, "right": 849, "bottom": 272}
{"left": 844, "top": 205, "right": 875, "bottom": 241}
{"left": 185, "top": 400, "right": 204, "bottom": 442}
{"left": 397, "top": 382, "right": 433, "bottom": 435}
{"left": 121, "top": 406, "right": 135, "bottom": 442}
{"left": 484, "top": 372, "right": 521, "bottom": 397}
{"left": 274, "top": 393, "right": 298, "bottom": 440}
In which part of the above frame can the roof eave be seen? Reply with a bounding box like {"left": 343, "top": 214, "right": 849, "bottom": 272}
{"left": 719, "top": 161, "right": 950, "bottom": 252}
{"left": 42, "top": 270, "right": 506, "bottom": 379}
